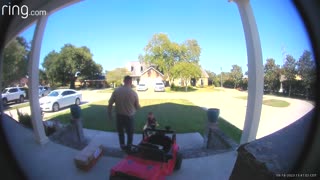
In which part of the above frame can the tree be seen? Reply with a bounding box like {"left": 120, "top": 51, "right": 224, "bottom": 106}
{"left": 42, "top": 50, "right": 60, "bottom": 86}
{"left": 143, "top": 33, "right": 175, "bottom": 83}
{"left": 230, "top": 65, "right": 243, "bottom": 89}
{"left": 42, "top": 44, "right": 103, "bottom": 88}
{"left": 171, "top": 62, "right": 202, "bottom": 91}
{"left": 282, "top": 55, "right": 297, "bottom": 97}
{"left": 206, "top": 70, "right": 219, "bottom": 87}
{"left": 142, "top": 33, "right": 201, "bottom": 85}
{"left": 297, "top": 50, "right": 316, "bottom": 99}
{"left": 264, "top": 58, "right": 281, "bottom": 93}
{"left": 181, "top": 39, "right": 201, "bottom": 63}
{"left": 39, "top": 69, "right": 48, "bottom": 85}
{"left": 106, "top": 68, "right": 130, "bottom": 88}
{"left": 219, "top": 72, "right": 231, "bottom": 88}
{"left": 2, "top": 37, "right": 29, "bottom": 87}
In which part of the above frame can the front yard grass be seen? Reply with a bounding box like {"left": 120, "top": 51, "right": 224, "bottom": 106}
{"left": 234, "top": 96, "right": 290, "bottom": 107}
{"left": 263, "top": 99, "right": 290, "bottom": 107}
{"left": 166, "top": 86, "right": 225, "bottom": 93}
{"left": 47, "top": 99, "right": 241, "bottom": 143}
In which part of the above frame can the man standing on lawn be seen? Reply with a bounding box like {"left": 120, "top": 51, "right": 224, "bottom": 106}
{"left": 108, "top": 75, "right": 140, "bottom": 150}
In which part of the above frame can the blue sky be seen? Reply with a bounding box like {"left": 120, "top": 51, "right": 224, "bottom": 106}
{"left": 20, "top": 0, "right": 312, "bottom": 74}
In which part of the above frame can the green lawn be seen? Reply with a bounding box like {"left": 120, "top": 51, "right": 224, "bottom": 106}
{"left": 263, "top": 99, "right": 290, "bottom": 107}
{"left": 234, "top": 95, "right": 290, "bottom": 108}
{"left": 166, "top": 86, "right": 224, "bottom": 93}
{"left": 47, "top": 99, "right": 241, "bottom": 143}
{"left": 218, "top": 117, "right": 242, "bottom": 143}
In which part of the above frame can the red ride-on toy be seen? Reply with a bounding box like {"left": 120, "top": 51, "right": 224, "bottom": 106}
{"left": 110, "top": 127, "right": 183, "bottom": 180}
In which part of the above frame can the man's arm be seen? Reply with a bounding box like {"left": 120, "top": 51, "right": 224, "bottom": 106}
{"left": 108, "top": 93, "right": 115, "bottom": 119}
{"left": 134, "top": 93, "right": 141, "bottom": 110}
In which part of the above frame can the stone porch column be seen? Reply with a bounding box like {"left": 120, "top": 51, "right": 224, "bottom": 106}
{"left": 230, "top": 0, "right": 264, "bottom": 144}
{"left": 28, "top": 16, "right": 49, "bottom": 145}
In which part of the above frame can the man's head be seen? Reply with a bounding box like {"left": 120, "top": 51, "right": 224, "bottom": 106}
{"left": 123, "top": 75, "right": 132, "bottom": 86}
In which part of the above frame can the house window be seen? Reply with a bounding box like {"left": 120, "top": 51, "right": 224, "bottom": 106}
{"left": 131, "top": 66, "right": 134, "bottom": 72}
{"left": 141, "top": 66, "right": 143, "bottom": 72}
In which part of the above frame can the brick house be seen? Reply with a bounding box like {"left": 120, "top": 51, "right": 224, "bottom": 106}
{"left": 126, "top": 61, "right": 164, "bottom": 88}
{"left": 171, "top": 68, "right": 209, "bottom": 87}
{"left": 126, "top": 61, "right": 208, "bottom": 87}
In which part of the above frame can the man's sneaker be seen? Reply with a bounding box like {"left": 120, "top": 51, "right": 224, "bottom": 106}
{"left": 120, "top": 144, "right": 127, "bottom": 151}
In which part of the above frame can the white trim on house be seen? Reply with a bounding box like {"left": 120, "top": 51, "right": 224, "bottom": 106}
{"left": 140, "top": 67, "right": 164, "bottom": 77}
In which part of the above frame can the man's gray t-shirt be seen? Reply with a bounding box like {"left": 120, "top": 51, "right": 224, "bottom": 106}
{"left": 109, "top": 86, "right": 139, "bottom": 116}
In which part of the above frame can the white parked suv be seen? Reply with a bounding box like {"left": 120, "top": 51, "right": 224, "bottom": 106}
{"left": 137, "top": 83, "right": 148, "bottom": 91}
{"left": 40, "top": 89, "right": 82, "bottom": 112}
{"left": 154, "top": 82, "right": 165, "bottom": 92}
{"left": 39, "top": 86, "right": 51, "bottom": 97}
{"left": 2, "top": 87, "right": 26, "bottom": 105}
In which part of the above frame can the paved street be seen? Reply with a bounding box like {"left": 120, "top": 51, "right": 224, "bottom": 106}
{"left": 5, "top": 88, "right": 314, "bottom": 139}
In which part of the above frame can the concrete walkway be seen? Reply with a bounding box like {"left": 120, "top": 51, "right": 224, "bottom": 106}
{"left": 2, "top": 115, "right": 237, "bottom": 180}
{"left": 84, "top": 128, "right": 205, "bottom": 150}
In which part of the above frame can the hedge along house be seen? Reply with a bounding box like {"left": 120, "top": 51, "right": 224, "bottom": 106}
{"left": 1, "top": 0, "right": 318, "bottom": 177}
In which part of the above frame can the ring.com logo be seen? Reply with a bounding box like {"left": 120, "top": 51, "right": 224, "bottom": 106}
{"left": 1, "top": 2, "right": 47, "bottom": 19}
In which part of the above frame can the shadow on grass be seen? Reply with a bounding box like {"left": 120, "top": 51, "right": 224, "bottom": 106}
{"left": 51, "top": 102, "right": 242, "bottom": 143}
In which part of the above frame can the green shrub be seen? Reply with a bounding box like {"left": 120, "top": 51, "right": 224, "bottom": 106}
{"left": 170, "top": 83, "right": 176, "bottom": 89}
{"left": 170, "top": 85, "right": 197, "bottom": 92}
{"left": 44, "top": 125, "right": 56, "bottom": 136}
{"left": 17, "top": 109, "right": 33, "bottom": 129}
{"left": 17, "top": 109, "right": 57, "bottom": 136}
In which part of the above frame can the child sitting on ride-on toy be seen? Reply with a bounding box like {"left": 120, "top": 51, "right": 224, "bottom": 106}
{"left": 143, "top": 112, "right": 159, "bottom": 130}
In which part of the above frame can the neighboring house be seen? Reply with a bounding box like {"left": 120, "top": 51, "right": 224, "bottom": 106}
{"left": 20, "top": 77, "right": 29, "bottom": 87}
{"left": 279, "top": 74, "right": 302, "bottom": 93}
{"left": 126, "top": 61, "right": 164, "bottom": 88}
{"left": 76, "top": 75, "right": 106, "bottom": 89}
{"left": 197, "top": 68, "right": 209, "bottom": 86}
{"left": 171, "top": 68, "right": 209, "bottom": 87}
{"left": 140, "top": 67, "right": 164, "bottom": 87}
{"left": 126, "top": 61, "right": 208, "bottom": 87}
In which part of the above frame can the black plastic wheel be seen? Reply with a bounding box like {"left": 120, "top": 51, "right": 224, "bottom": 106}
{"left": 174, "top": 152, "right": 183, "bottom": 170}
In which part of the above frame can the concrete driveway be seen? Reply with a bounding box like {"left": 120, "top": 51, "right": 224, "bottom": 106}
{"left": 5, "top": 88, "right": 314, "bottom": 139}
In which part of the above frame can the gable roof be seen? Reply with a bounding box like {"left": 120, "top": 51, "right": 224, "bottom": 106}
{"left": 201, "top": 68, "right": 209, "bottom": 78}
{"left": 140, "top": 67, "right": 164, "bottom": 77}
